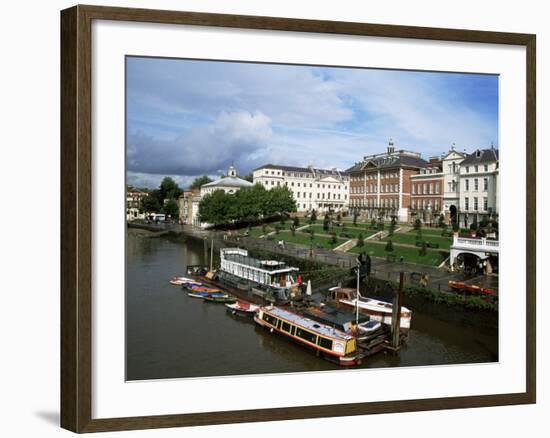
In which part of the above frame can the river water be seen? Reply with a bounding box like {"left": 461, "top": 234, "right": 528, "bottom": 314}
{"left": 126, "top": 231, "right": 498, "bottom": 380}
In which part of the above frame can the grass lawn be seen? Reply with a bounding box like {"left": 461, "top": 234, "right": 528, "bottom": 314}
{"left": 383, "top": 232, "right": 452, "bottom": 249}
{"left": 349, "top": 242, "right": 448, "bottom": 266}
{"left": 408, "top": 227, "right": 451, "bottom": 237}
{"left": 303, "top": 224, "right": 378, "bottom": 239}
{"left": 267, "top": 230, "right": 347, "bottom": 249}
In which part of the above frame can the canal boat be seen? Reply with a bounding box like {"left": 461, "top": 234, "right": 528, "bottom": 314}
{"left": 254, "top": 306, "right": 362, "bottom": 366}
{"left": 187, "top": 290, "right": 229, "bottom": 299}
{"left": 327, "top": 287, "right": 412, "bottom": 332}
{"left": 203, "top": 294, "right": 236, "bottom": 304}
{"left": 225, "top": 301, "right": 260, "bottom": 316}
{"left": 218, "top": 248, "right": 300, "bottom": 302}
{"left": 303, "top": 305, "right": 382, "bottom": 338}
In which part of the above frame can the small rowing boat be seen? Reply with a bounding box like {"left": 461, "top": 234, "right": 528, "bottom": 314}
{"left": 225, "top": 301, "right": 260, "bottom": 316}
{"left": 187, "top": 291, "right": 229, "bottom": 299}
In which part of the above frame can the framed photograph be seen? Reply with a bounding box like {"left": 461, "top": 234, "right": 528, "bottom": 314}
{"left": 60, "top": 4, "right": 536, "bottom": 433}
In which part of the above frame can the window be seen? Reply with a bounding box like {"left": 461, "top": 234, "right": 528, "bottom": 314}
{"left": 474, "top": 197, "right": 478, "bottom": 211}
{"left": 483, "top": 197, "right": 488, "bottom": 211}
{"left": 291, "top": 182, "right": 294, "bottom": 186}
{"left": 465, "top": 179, "right": 469, "bottom": 191}
{"left": 465, "top": 198, "right": 469, "bottom": 211}
{"left": 435, "top": 184, "right": 440, "bottom": 194}
{"left": 483, "top": 178, "right": 488, "bottom": 190}
{"left": 474, "top": 178, "right": 479, "bottom": 191}
{"left": 281, "top": 321, "right": 291, "bottom": 332}
{"left": 295, "top": 328, "right": 317, "bottom": 344}
{"left": 484, "top": 164, "right": 489, "bottom": 171}
{"left": 465, "top": 166, "right": 470, "bottom": 173}
{"left": 475, "top": 165, "right": 479, "bottom": 172}
{"left": 412, "top": 184, "right": 416, "bottom": 194}
{"left": 297, "top": 182, "right": 301, "bottom": 187}
{"left": 270, "top": 181, "right": 274, "bottom": 185}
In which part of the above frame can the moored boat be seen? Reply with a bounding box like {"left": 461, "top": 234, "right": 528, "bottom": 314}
{"left": 169, "top": 276, "right": 199, "bottom": 286}
{"left": 327, "top": 287, "right": 412, "bottom": 332}
{"left": 254, "top": 306, "right": 362, "bottom": 366}
{"left": 187, "top": 290, "right": 229, "bottom": 299}
{"left": 225, "top": 301, "right": 260, "bottom": 316}
{"left": 203, "top": 294, "right": 236, "bottom": 303}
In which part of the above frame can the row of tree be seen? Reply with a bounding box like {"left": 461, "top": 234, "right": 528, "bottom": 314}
{"left": 198, "top": 184, "right": 296, "bottom": 226}
{"left": 139, "top": 177, "right": 183, "bottom": 218}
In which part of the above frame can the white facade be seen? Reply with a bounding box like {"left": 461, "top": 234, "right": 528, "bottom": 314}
{"left": 442, "top": 149, "right": 466, "bottom": 221}
{"left": 252, "top": 165, "right": 349, "bottom": 213}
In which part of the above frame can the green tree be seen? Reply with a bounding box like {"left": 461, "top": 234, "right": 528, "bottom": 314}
{"left": 309, "top": 229, "right": 315, "bottom": 241}
{"left": 163, "top": 199, "right": 179, "bottom": 219}
{"left": 329, "top": 232, "right": 337, "bottom": 245}
{"left": 419, "top": 241, "right": 428, "bottom": 256}
{"left": 353, "top": 212, "right": 358, "bottom": 226}
{"left": 160, "top": 176, "right": 182, "bottom": 200}
{"left": 310, "top": 209, "right": 317, "bottom": 224}
{"left": 198, "top": 190, "right": 231, "bottom": 225}
{"left": 290, "top": 224, "right": 296, "bottom": 236}
{"left": 370, "top": 218, "right": 376, "bottom": 229}
{"left": 323, "top": 215, "right": 330, "bottom": 231}
{"left": 438, "top": 214, "right": 445, "bottom": 228}
{"left": 389, "top": 217, "right": 397, "bottom": 237}
{"left": 357, "top": 233, "right": 365, "bottom": 247}
{"left": 385, "top": 239, "right": 394, "bottom": 252}
{"left": 263, "top": 186, "right": 296, "bottom": 217}
{"left": 414, "top": 218, "right": 422, "bottom": 231}
{"left": 293, "top": 216, "right": 300, "bottom": 227}
{"left": 140, "top": 195, "right": 161, "bottom": 213}
{"left": 190, "top": 176, "right": 213, "bottom": 190}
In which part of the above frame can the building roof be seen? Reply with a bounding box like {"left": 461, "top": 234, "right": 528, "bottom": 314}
{"left": 254, "top": 163, "right": 348, "bottom": 177}
{"left": 202, "top": 176, "right": 253, "bottom": 189}
{"left": 460, "top": 148, "right": 499, "bottom": 166}
{"left": 346, "top": 151, "right": 428, "bottom": 173}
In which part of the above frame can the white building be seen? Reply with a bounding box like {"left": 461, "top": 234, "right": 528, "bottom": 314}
{"left": 200, "top": 165, "right": 253, "bottom": 196}
{"left": 252, "top": 164, "right": 349, "bottom": 213}
{"left": 457, "top": 148, "right": 499, "bottom": 228}
{"left": 442, "top": 148, "right": 466, "bottom": 224}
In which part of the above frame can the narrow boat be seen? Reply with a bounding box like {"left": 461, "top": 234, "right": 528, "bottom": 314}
{"left": 327, "top": 287, "right": 412, "bottom": 332}
{"left": 254, "top": 306, "right": 362, "bottom": 366}
{"left": 187, "top": 291, "right": 229, "bottom": 299}
{"left": 225, "top": 301, "right": 260, "bottom": 316}
{"left": 203, "top": 294, "right": 236, "bottom": 304}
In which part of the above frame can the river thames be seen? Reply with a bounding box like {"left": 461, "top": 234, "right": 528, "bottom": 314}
{"left": 126, "top": 230, "right": 498, "bottom": 381}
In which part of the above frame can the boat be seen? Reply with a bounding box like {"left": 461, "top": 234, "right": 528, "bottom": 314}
{"left": 187, "top": 291, "right": 229, "bottom": 299}
{"left": 169, "top": 276, "right": 199, "bottom": 286}
{"left": 203, "top": 294, "right": 236, "bottom": 303}
{"left": 217, "top": 248, "right": 301, "bottom": 302}
{"left": 302, "top": 305, "right": 382, "bottom": 337}
{"left": 254, "top": 306, "right": 362, "bottom": 366}
{"left": 327, "top": 287, "right": 412, "bottom": 332}
{"left": 183, "top": 285, "right": 221, "bottom": 293}
{"left": 225, "top": 301, "right": 260, "bottom": 316}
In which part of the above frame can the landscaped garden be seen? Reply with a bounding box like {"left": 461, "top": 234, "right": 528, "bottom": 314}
{"left": 267, "top": 230, "right": 347, "bottom": 249}
{"left": 349, "top": 241, "right": 448, "bottom": 266}
{"left": 383, "top": 232, "right": 452, "bottom": 249}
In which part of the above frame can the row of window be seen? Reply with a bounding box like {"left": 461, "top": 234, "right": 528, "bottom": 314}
{"left": 412, "top": 182, "right": 441, "bottom": 195}
{"left": 262, "top": 169, "right": 348, "bottom": 180}
{"left": 351, "top": 184, "right": 400, "bottom": 194}
{"left": 350, "top": 171, "right": 399, "bottom": 182}
{"left": 294, "top": 192, "right": 346, "bottom": 201}
{"left": 260, "top": 180, "right": 347, "bottom": 191}
{"left": 261, "top": 313, "right": 335, "bottom": 351}
{"left": 351, "top": 198, "right": 399, "bottom": 208}
{"left": 464, "top": 178, "right": 489, "bottom": 192}
{"left": 463, "top": 197, "right": 489, "bottom": 211}
{"left": 464, "top": 164, "right": 490, "bottom": 174}
{"left": 412, "top": 199, "right": 440, "bottom": 210}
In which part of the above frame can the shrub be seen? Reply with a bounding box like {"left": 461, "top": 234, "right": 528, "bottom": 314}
{"left": 357, "top": 233, "right": 365, "bottom": 247}
{"left": 419, "top": 241, "right": 427, "bottom": 256}
{"left": 385, "top": 239, "right": 394, "bottom": 252}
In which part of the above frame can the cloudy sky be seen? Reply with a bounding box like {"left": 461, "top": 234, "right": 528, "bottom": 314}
{"left": 126, "top": 56, "right": 498, "bottom": 189}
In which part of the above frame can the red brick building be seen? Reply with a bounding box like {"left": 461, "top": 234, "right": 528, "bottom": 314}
{"left": 346, "top": 141, "right": 427, "bottom": 222}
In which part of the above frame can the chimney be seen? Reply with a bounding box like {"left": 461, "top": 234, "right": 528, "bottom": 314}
{"left": 387, "top": 138, "right": 395, "bottom": 154}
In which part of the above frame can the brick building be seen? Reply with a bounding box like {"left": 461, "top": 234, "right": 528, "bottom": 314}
{"left": 410, "top": 157, "right": 444, "bottom": 224}
{"left": 346, "top": 140, "right": 427, "bottom": 222}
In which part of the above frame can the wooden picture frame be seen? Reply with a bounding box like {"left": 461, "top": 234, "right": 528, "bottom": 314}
{"left": 60, "top": 4, "right": 536, "bottom": 433}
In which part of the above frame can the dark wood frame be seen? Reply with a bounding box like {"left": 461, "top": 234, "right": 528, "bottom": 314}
{"left": 61, "top": 4, "right": 536, "bottom": 433}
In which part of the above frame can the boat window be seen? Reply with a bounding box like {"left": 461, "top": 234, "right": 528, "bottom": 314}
{"left": 281, "top": 321, "right": 291, "bottom": 332}
{"left": 295, "top": 328, "right": 317, "bottom": 344}
{"left": 318, "top": 336, "right": 333, "bottom": 350}
{"left": 263, "top": 313, "right": 279, "bottom": 326}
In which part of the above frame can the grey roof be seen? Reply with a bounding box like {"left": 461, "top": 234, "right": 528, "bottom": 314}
{"left": 460, "top": 148, "right": 499, "bottom": 166}
{"left": 202, "top": 176, "right": 254, "bottom": 189}
{"left": 346, "top": 153, "right": 427, "bottom": 173}
{"left": 255, "top": 163, "right": 348, "bottom": 176}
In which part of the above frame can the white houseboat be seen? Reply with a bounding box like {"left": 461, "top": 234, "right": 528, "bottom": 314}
{"left": 218, "top": 248, "right": 300, "bottom": 302}
{"left": 327, "top": 287, "right": 412, "bottom": 332}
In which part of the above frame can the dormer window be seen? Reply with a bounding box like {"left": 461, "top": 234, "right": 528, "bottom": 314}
{"left": 476, "top": 150, "right": 482, "bottom": 158}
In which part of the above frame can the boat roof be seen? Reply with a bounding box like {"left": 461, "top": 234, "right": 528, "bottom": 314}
{"left": 223, "top": 252, "right": 299, "bottom": 274}
{"left": 265, "top": 306, "right": 354, "bottom": 340}
{"left": 303, "top": 305, "right": 370, "bottom": 330}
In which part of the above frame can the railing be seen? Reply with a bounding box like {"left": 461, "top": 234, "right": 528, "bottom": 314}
{"left": 452, "top": 236, "right": 499, "bottom": 252}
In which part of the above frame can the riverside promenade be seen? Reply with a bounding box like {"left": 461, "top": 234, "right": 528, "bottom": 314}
{"left": 127, "top": 222, "right": 497, "bottom": 294}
